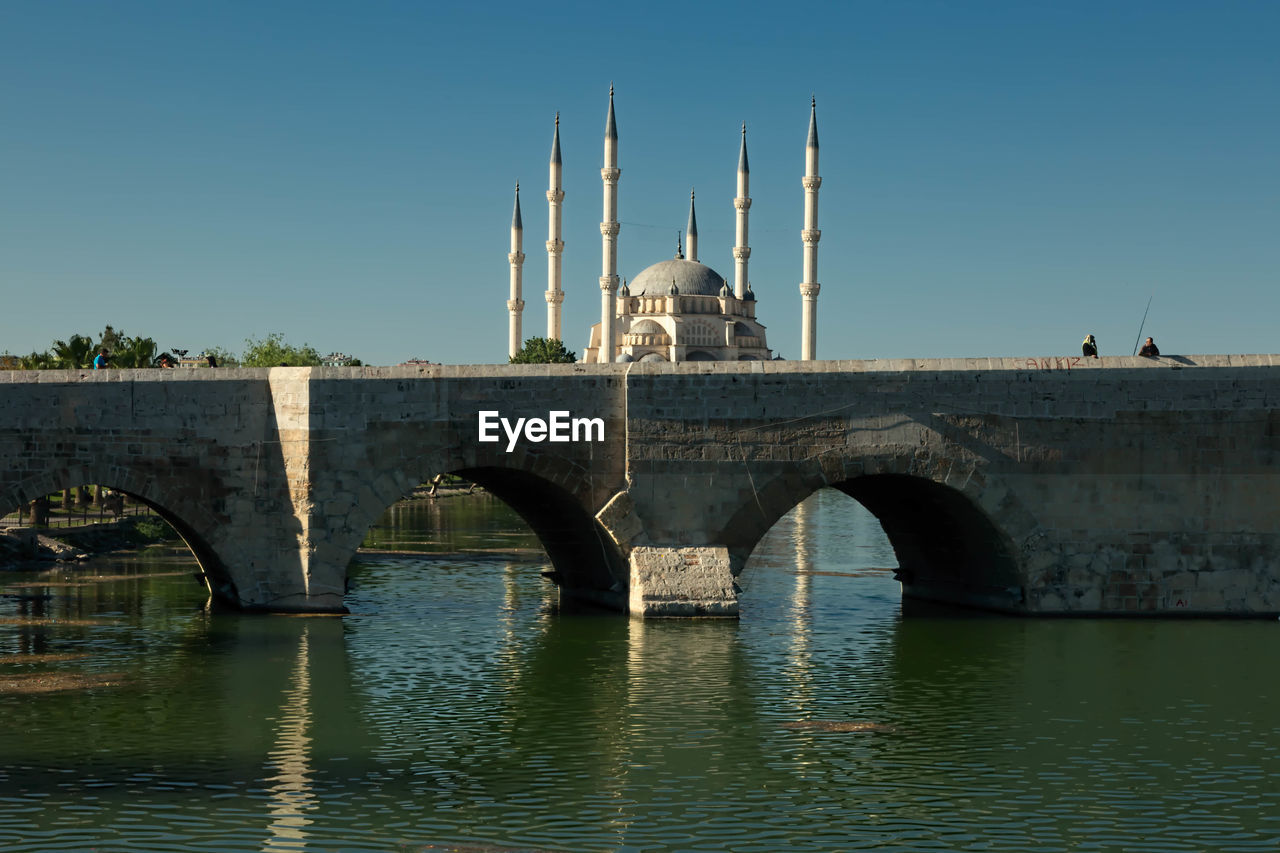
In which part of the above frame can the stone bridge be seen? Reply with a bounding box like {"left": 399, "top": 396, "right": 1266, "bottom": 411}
{"left": 3, "top": 356, "right": 1279, "bottom": 618}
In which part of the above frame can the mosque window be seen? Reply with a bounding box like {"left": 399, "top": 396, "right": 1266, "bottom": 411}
{"left": 683, "top": 321, "right": 718, "bottom": 347}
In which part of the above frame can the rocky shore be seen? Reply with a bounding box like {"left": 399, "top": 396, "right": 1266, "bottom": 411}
{"left": 0, "top": 518, "right": 172, "bottom": 571}
{"left": 0, "top": 527, "right": 90, "bottom": 569}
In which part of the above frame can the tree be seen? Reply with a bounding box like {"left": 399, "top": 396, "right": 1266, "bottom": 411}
{"left": 51, "top": 333, "right": 95, "bottom": 369}
{"left": 509, "top": 337, "right": 576, "bottom": 364}
{"left": 240, "top": 333, "right": 323, "bottom": 367}
{"left": 97, "top": 325, "right": 123, "bottom": 354}
{"left": 18, "top": 350, "right": 54, "bottom": 370}
{"left": 203, "top": 346, "right": 239, "bottom": 368}
{"left": 111, "top": 335, "right": 158, "bottom": 368}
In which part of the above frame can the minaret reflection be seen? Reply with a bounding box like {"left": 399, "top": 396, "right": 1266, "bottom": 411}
{"left": 262, "top": 624, "right": 317, "bottom": 851}
{"left": 495, "top": 560, "right": 529, "bottom": 674}
{"left": 786, "top": 493, "right": 817, "bottom": 714}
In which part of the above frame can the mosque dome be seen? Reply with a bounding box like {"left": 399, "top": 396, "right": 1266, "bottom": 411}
{"left": 629, "top": 258, "right": 727, "bottom": 297}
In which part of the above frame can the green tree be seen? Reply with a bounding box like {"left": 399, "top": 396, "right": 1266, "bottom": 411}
{"left": 97, "top": 325, "right": 124, "bottom": 354}
{"left": 240, "top": 333, "right": 323, "bottom": 367}
{"left": 51, "top": 333, "right": 96, "bottom": 369}
{"left": 509, "top": 337, "right": 576, "bottom": 364}
{"left": 18, "top": 350, "right": 54, "bottom": 370}
{"left": 111, "top": 335, "right": 159, "bottom": 368}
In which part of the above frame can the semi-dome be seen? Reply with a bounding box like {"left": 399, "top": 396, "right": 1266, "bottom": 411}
{"left": 629, "top": 258, "right": 727, "bottom": 297}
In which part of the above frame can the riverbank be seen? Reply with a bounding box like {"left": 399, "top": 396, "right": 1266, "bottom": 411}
{"left": 0, "top": 517, "right": 175, "bottom": 571}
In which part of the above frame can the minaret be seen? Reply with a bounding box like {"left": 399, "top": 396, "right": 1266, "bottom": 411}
{"left": 545, "top": 113, "right": 565, "bottom": 341}
{"left": 599, "top": 85, "right": 621, "bottom": 363}
{"left": 800, "top": 97, "right": 822, "bottom": 361}
{"left": 507, "top": 183, "right": 525, "bottom": 359}
{"left": 733, "top": 124, "right": 751, "bottom": 299}
{"left": 687, "top": 189, "right": 699, "bottom": 263}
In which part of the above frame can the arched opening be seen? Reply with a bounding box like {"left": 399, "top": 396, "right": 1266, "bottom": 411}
{"left": 0, "top": 479, "right": 238, "bottom": 606}
{"left": 734, "top": 473, "right": 1023, "bottom": 614}
{"left": 739, "top": 488, "right": 900, "bottom": 622}
{"left": 686, "top": 350, "right": 717, "bottom": 361}
{"left": 836, "top": 474, "right": 1021, "bottom": 609}
{"left": 349, "top": 467, "right": 625, "bottom": 613}
{"left": 454, "top": 467, "right": 622, "bottom": 600}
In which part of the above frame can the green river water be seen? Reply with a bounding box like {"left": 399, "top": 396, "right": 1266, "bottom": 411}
{"left": 1, "top": 489, "right": 1277, "bottom": 851}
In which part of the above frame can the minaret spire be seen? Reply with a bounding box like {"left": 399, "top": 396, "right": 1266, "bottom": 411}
{"left": 733, "top": 122, "right": 752, "bottom": 300}
{"left": 687, "top": 188, "right": 698, "bottom": 262}
{"left": 545, "top": 112, "right": 565, "bottom": 341}
{"left": 599, "top": 84, "right": 621, "bottom": 363}
{"left": 800, "top": 96, "right": 822, "bottom": 361}
{"left": 507, "top": 182, "right": 526, "bottom": 359}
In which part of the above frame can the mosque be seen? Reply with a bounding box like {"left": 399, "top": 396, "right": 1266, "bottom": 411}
{"left": 505, "top": 87, "right": 823, "bottom": 363}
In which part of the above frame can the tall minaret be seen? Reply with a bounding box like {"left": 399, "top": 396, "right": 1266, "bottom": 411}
{"left": 599, "top": 85, "right": 621, "bottom": 363}
{"left": 800, "top": 97, "right": 822, "bottom": 361}
{"left": 733, "top": 124, "right": 751, "bottom": 299}
{"left": 687, "top": 189, "right": 698, "bottom": 263}
{"left": 507, "top": 183, "right": 525, "bottom": 358}
{"left": 545, "top": 113, "right": 565, "bottom": 341}
{"left": 691, "top": 188, "right": 701, "bottom": 261}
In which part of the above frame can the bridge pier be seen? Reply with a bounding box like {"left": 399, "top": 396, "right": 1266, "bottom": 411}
{"left": 628, "top": 546, "right": 739, "bottom": 617}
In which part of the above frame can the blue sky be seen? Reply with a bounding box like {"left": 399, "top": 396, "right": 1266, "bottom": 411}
{"left": 2, "top": 1, "right": 1277, "bottom": 365}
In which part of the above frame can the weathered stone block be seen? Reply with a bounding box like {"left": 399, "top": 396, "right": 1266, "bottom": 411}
{"left": 629, "top": 546, "right": 737, "bottom": 617}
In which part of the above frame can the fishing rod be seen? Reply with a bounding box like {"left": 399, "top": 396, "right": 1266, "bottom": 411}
{"left": 1131, "top": 292, "right": 1154, "bottom": 356}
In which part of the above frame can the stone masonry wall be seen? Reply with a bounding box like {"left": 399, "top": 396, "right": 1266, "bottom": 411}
{"left": 3, "top": 354, "right": 1279, "bottom": 616}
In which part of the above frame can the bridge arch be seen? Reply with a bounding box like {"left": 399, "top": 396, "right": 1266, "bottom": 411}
{"left": 332, "top": 443, "right": 627, "bottom": 609}
{"left": 720, "top": 453, "right": 1036, "bottom": 612}
{"left": 1, "top": 464, "right": 240, "bottom": 604}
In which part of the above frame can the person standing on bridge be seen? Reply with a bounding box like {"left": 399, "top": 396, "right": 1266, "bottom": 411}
{"left": 93, "top": 348, "right": 110, "bottom": 369}
{"left": 1082, "top": 334, "right": 1098, "bottom": 358}
{"left": 1139, "top": 337, "right": 1160, "bottom": 357}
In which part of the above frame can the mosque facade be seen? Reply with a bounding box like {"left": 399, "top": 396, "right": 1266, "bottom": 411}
{"left": 506, "top": 88, "right": 823, "bottom": 364}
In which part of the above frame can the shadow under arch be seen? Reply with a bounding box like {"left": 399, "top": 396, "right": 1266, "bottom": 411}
{"left": 835, "top": 474, "right": 1022, "bottom": 611}
{"left": 451, "top": 466, "right": 626, "bottom": 608}
{"left": 725, "top": 469, "right": 1025, "bottom": 614}
{"left": 1, "top": 473, "right": 239, "bottom": 605}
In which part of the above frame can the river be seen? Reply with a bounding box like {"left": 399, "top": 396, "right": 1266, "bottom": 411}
{"left": 1, "top": 489, "right": 1277, "bottom": 851}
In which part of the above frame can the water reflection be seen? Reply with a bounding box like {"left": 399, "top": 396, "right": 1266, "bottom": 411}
{"left": 362, "top": 494, "right": 544, "bottom": 557}
{"left": 1, "top": 493, "right": 1278, "bottom": 851}
{"left": 785, "top": 495, "right": 815, "bottom": 717}
{"left": 262, "top": 624, "right": 316, "bottom": 851}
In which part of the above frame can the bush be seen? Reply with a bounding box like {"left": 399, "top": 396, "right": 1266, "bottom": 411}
{"left": 128, "top": 516, "right": 179, "bottom": 544}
